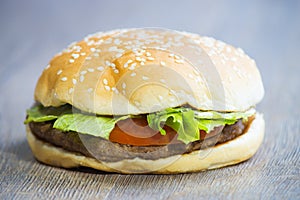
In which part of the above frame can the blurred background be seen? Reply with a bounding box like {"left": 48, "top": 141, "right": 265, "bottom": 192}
{"left": 0, "top": 0, "right": 299, "bottom": 162}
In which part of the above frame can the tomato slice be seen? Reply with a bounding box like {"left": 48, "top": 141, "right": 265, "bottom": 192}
{"left": 109, "top": 118, "right": 181, "bottom": 146}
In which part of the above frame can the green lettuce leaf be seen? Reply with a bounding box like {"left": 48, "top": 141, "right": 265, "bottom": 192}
{"left": 193, "top": 108, "right": 255, "bottom": 120}
{"left": 25, "top": 104, "right": 129, "bottom": 140}
{"left": 24, "top": 104, "right": 72, "bottom": 123}
{"left": 147, "top": 109, "right": 200, "bottom": 144}
{"left": 147, "top": 107, "right": 254, "bottom": 144}
{"left": 197, "top": 119, "right": 236, "bottom": 132}
{"left": 53, "top": 114, "right": 129, "bottom": 139}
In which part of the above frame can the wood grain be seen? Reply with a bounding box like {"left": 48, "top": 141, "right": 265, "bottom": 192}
{"left": 0, "top": 1, "right": 299, "bottom": 199}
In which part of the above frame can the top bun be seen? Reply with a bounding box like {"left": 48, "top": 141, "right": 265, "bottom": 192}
{"left": 35, "top": 28, "right": 264, "bottom": 115}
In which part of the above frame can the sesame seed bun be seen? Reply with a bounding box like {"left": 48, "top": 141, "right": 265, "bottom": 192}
{"left": 35, "top": 28, "right": 264, "bottom": 115}
{"left": 28, "top": 28, "right": 265, "bottom": 174}
{"left": 26, "top": 113, "right": 264, "bottom": 174}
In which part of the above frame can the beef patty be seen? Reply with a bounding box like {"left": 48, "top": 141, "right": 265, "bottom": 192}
{"left": 29, "top": 118, "right": 252, "bottom": 162}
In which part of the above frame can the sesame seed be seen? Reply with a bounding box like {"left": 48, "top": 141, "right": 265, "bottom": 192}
{"left": 202, "top": 37, "right": 215, "bottom": 47}
{"left": 80, "top": 70, "right": 87, "bottom": 75}
{"left": 90, "top": 47, "right": 96, "bottom": 52}
{"left": 142, "top": 76, "right": 149, "bottom": 81}
{"left": 113, "top": 88, "right": 119, "bottom": 94}
{"left": 69, "top": 59, "right": 75, "bottom": 63}
{"left": 104, "top": 85, "right": 110, "bottom": 91}
{"left": 169, "top": 89, "right": 176, "bottom": 95}
{"left": 70, "top": 79, "right": 76, "bottom": 85}
{"left": 108, "top": 46, "right": 118, "bottom": 52}
{"left": 122, "top": 82, "right": 126, "bottom": 89}
{"left": 97, "top": 66, "right": 104, "bottom": 71}
{"left": 160, "top": 61, "right": 166, "bottom": 66}
{"left": 117, "top": 49, "right": 125, "bottom": 54}
{"left": 114, "top": 39, "right": 121, "bottom": 45}
{"left": 104, "top": 39, "right": 112, "bottom": 44}
{"left": 136, "top": 57, "right": 142, "bottom": 61}
{"left": 114, "top": 69, "right": 119, "bottom": 74}
{"left": 80, "top": 52, "right": 86, "bottom": 56}
{"left": 160, "top": 79, "right": 166, "bottom": 83}
{"left": 169, "top": 53, "right": 174, "bottom": 57}
{"left": 88, "top": 68, "right": 94, "bottom": 72}
{"left": 116, "top": 53, "right": 123, "bottom": 58}
{"left": 69, "top": 88, "right": 74, "bottom": 94}
{"left": 147, "top": 57, "right": 154, "bottom": 61}
{"left": 131, "top": 72, "right": 136, "bottom": 77}
{"left": 74, "top": 46, "right": 82, "bottom": 52}
{"left": 45, "top": 64, "right": 50, "bottom": 70}
{"left": 123, "top": 63, "right": 129, "bottom": 68}
{"left": 105, "top": 60, "right": 111, "bottom": 66}
{"left": 175, "top": 59, "right": 184, "bottom": 64}
{"left": 61, "top": 77, "right": 67, "bottom": 81}
{"left": 57, "top": 69, "right": 63, "bottom": 75}
{"left": 80, "top": 75, "right": 84, "bottom": 82}
{"left": 195, "top": 76, "right": 202, "bottom": 83}
{"left": 87, "top": 88, "right": 93, "bottom": 93}
{"left": 174, "top": 55, "right": 181, "bottom": 59}
{"left": 129, "top": 63, "right": 137, "bottom": 70}
{"left": 231, "top": 57, "right": 237, "bottom": 62}
{"left": 141, "top": 62, "right": 145, "bottom": 65}
{"left": 237, "top": 48, "right": 244, "bottom": 54}
{"left": 103, "top": 79, "right": 108, "bottom": 85}
{"left": 93, "top": 53, "right": 100, "bottom": 57}
{"left": 158, "top": 95, "right": 163, "bottom": 100}
{"left": 72, "top": 53, "right": 80, "bottom": 59}
{"left": 110, "top": 63, "right": 116, "bottom": 68}
{"left": 127, "top": 59, "right": 133, "bottom": 64}
{"left": 87, "top": 41, "right": 94, "bottom": 46}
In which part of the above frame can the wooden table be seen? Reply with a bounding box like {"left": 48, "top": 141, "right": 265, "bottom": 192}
{"left": 0, "top": 1, "right": 299, "bottom": 199}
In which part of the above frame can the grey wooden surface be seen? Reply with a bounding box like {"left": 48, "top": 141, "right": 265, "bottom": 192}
{"left": 0, "top": 0, "right": 299, "bottom": 199}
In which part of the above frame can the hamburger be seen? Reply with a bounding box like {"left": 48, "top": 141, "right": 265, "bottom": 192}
{"left": 25, "top": 28, "right": 264, "bottom": 174}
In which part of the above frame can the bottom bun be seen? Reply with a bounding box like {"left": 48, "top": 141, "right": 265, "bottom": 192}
{"left": 26, "top": 113, "right": 264, "bottom": 174}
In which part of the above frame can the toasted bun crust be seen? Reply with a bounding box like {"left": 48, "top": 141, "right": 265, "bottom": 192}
{"left": 35, "top": 28, "right": 264, "bottom": 115}
{"left": 26, "top": 113, "right": 264, "bottom": 174}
